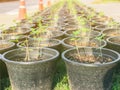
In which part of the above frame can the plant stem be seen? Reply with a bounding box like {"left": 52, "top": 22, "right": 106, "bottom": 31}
{"left": 25, "top": 39, "right": 30, "bottom": 61}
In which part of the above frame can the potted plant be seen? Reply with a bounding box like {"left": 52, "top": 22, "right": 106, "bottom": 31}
{"left": 102, "top": 28, "right": 120, "bottom": 40}
{"left": 93, "top": 18, "right": 115, "bottom": 32}
{"left": 1, "top": 46, "right": 59, "bottom": 90}
{"left": 0, "top": 25, "right": 30, "bottom": 45}
{"left": 2, "top": 25, "right": 31, "bottom": 36}
{"left": 29, "top": 22, "right": 64, "bottom": 40}
{"left": 62, "top": 47, "right": 120, "bottom": 90}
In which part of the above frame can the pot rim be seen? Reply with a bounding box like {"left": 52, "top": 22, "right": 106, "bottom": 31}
{"left": 29, "top": 30, "right": 64, "bottom": 39}
{"left": 107, "top": 36, "right": 120, "bottom": 46}
{"left": 62, "top": 47, "right": 120, "bottom": 67}
{"left": 0, "top": 40, "right": 15, "bottom": 51}
{"left": 102, "top": 28, "right": 119, "bottom": 33}
{"left": 94, "top": 24, "right": 108, "bottom": 30}
{"left": 65, "top": 29, "right": 101, "bottom": 37}
{"left": 2, "top": 47, "right": 59, "bottom": 65}
{"left": 17, "top": 39, "right": 61, "bottom": 48}
{"left": 2, "top": 28, "right": 31, "bottom": 35}
{"left": 62, "top": 37, "right": 107, "bottom": 48}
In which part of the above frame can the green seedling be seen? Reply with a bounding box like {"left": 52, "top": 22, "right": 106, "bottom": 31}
{"left": 0, "top": 24, "right": 6, "bottom": 45}
{"left": 77, "top": 16, "right": 88, "bottom": 28}
{"left": 108, "top": 21, "right": 119, "bottom": 34}
{"left": 98, "top": 11, "right": 105, "bottom": 17}
{"left": 70, "top": 37, "right": 82, "bottom": 60}
{"left": 87, "top": 11, "right": 96, "bottom": 21}
{"left": 72, "top": 30, "right": 80, "bottom": 37}
{"left": 95, "top": 34, "right": 105, "bottom": 58}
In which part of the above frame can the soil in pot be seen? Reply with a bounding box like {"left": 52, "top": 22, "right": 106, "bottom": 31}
{"left": 68, "top": 52, "right": 112, "bottom": 64}
{"left": 59, "top": 24, "right": 78, "bottom": 31}
{"left": 2, "top": 47, "right": 59, "bottom": 90}
{"left": 90, "top": 21, "right": 106, "bottom": 28}
{"left": 102, "top": 29, "right": 120, "bottom": 40}
{"left": 0, "top": 44, "right": 10, "bottom": 49}
{"left": 62, "top": 47, "right": 120, "bottom": 90}
{"left": 17, "top": 39, "right": 61, "bottom": 53}
{"left": 64, "top": 29, "right": 101, "bottom": 38}
{"left": 62, "top": 37, "right": 106, "bottom": 51}
{"left": 94, "top": 24, "right": 108, "bottom": 32}
{"left": 17, "top": 20, "right": 36, "bottom": 28}
{"left": 0, "top": 34, "right": 28, "bottom": 44}
{"left": 2, "top": 26, "right": 31, "bottom": 35}
{"left": 29, "top": 30, "right": 64, "bottom": 40}
{"left": 91, "top": 15, "right": 112, "bottom": 23}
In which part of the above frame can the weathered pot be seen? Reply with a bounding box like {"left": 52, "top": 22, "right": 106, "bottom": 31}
{"left": 106, "top": 36, "right": 120, "bottom": 53}
{"left": 62, "top": 47, "right": 120, "bottom": 90}
{"left": 102, "top": 28, "right": 120, "bottom": 40}
{"left": 1, "top": 47, "right": 59, "bottom": 90}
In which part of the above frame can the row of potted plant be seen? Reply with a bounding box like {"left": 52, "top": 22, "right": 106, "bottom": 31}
{"left": 0, "top": 0, "right": 120, "bottom": 90}
{"left": 0, "top": 1, "right": 65, "bottom": 90}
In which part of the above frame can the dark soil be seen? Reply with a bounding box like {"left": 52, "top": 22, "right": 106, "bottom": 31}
{"left": 108, "top": 33, "right": 120, "bottom": 37}
{"left": 110, "top": 39, "right": 120, "bottom": 45}
{"left": 66, "top": 41, "right": 98, "bottom": 47}
{"left": 68, "top": 53, "right": 112, "bottom": 64}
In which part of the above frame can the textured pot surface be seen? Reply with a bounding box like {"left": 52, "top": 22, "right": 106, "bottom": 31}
{"left": 62, "top": 47, "right": 120, "bottom": 90}
{"left": 2, "top": 47, "right": 59, "bottom": 90}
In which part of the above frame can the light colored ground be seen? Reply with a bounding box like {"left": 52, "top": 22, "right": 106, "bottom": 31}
{"left": 0, "top": 0, "right": 120, "bottom": 27}
{"left": 80, "top": 0, "right": 120, "bottom": 22}
{"left": 0, "top": 0, "right": 57, "bottom": 27}
{"left": 87, "top": 3, "right": 120, "bottom": 22}
{"left": 0, "top": 14, "right": 16, "bottom": 28}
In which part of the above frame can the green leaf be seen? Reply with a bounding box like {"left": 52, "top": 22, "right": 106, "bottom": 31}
{"left": 72, "top": 30, "right": 80, "bottom": 36}
{"left": 81, "top": 27, "right": 89, "bottom": 32}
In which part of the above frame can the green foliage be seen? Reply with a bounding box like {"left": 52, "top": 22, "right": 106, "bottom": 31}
{"left": 95, "top": 34, "right": 105, "bottom": 41}
{"left": 108, "top": 21, "right": 118, "bottom": 27}
{"left": 77, "top": 16, "right": 87, "bottom": 25}
{"left": 0, "top": 24, "right": 5, "bottom": 31}
{"left": 72, "top": 30, "right": 80, "bottom": 36}
{"left": 81, "top": 27, "right": 89, "bottom": 32}
{"left": 9, "top": 35, "right": 19, "bottom": 43}
{"left": 87, "top": 11, "right": 96, "bottom": 20}
{"left": 98, "top": 11, "right": 105, "bottom": 17}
